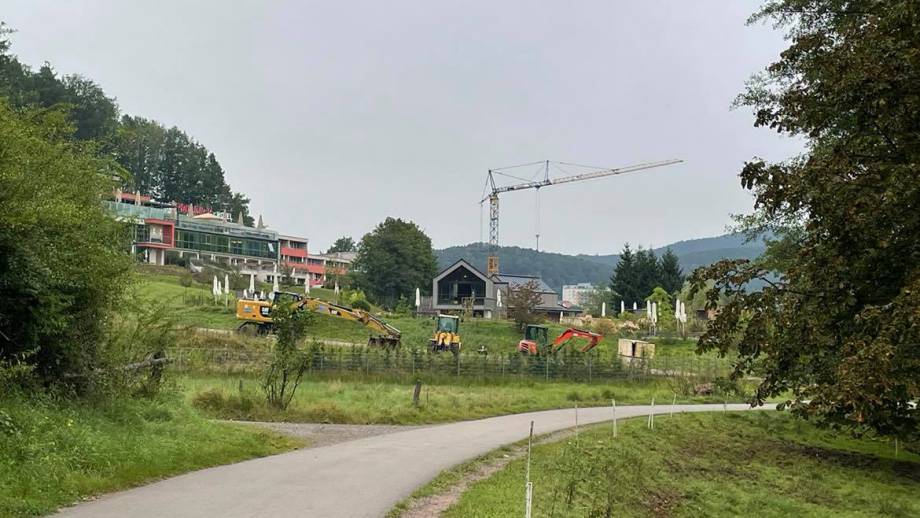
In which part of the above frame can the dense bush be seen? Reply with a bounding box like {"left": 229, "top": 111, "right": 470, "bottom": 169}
{"left": 0, "top": 101, "right": 132, "bottom": 386}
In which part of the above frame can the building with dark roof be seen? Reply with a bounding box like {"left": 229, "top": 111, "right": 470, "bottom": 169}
{"left": 430, "top": 260, "right": 582, "bottom": 321}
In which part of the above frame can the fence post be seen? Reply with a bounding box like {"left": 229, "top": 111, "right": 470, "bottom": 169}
{"left": 525, "top": 420, "right": 534, "bottom": 518}
{"left": 611, "top": 399, "right": 617, "bottom": 438}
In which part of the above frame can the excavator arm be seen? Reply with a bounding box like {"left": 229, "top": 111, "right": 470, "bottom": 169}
{"left": 236, "top": 294, "right": 401, "bottom": 348}
{"left": 299, "top": 298, "right": 401, "bottom": 347}
{"left": 551, "top": 328, "right": 603, "bottom": 353}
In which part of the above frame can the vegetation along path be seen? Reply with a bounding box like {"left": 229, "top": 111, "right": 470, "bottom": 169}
{"left": 54, "top": 403, "right": 758, "bottom": 518}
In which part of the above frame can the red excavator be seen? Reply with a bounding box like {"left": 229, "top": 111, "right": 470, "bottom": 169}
{"left": 517, "top": 324, "right": 603, "bottom": 355}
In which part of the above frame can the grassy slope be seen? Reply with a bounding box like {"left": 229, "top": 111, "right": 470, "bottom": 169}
{"left": 138, "top": 270, "right": 713, "bottom": 360}
{"left": 0, "top": 394, "right": 301, "bottom": 517}
{"left": 184, "top": 374, "right": 732, "bottom": 425}
{"left": 443, "top": 412, "right": 920, "bottom": 518}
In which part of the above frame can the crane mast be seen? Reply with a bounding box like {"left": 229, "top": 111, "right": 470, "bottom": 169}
{"left": 481, "top": 158, "right": 683, "bottom": 275}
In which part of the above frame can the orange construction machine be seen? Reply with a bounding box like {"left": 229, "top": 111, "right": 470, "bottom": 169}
{"left": 517, "top": 324, "right": 603, "bottom": 355}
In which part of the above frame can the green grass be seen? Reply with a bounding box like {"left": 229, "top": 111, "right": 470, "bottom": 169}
{"left": 135, "top": 270, "right": 725, "bottom": 364}
{"left": 440, "top": 412, "right": 920, "bottom": 517}
{"left": 183, "top": 374, "right": 735, "bottom": 425}
{"left": 0, "top": 393, "right": 302, "bottom": 517}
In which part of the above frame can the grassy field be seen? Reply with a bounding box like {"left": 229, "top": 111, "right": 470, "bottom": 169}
{"left": 137, "top": 269, "right": 716, "bottom": 362}
{"left": 0, "top": 393, "right": 302, "bottom": 517}
{"left": 438, "top": 412, "right": 920, "bottom": 517}
{"left": 183, "top": 374, "right": 738, "bottom": 425}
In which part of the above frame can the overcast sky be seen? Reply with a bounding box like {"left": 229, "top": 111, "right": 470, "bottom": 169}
{"left": 4, "top": 1, "right": 800, "bottom": 254}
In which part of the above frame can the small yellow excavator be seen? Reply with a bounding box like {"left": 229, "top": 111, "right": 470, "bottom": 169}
{"left": 236, "top": 292, "right": 401, "bottom": 349}
{"left": 429, "top": 314, "right": 461, "bottom": 353}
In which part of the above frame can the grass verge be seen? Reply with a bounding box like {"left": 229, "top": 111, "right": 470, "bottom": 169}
{"left": 0, "top": 393, "right": 302, "bottom": 517}
{"left": 435, "top": 412, "right": 919, "bottom": 517}
{"left": 184, "top": 374, "right": 739, "bottom": 425}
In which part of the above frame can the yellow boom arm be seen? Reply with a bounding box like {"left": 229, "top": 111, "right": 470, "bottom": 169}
{"left": 236, "top": 293, "right": 401, "bottom": 348}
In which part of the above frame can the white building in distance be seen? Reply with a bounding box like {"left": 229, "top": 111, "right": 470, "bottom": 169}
{"left": 561, "top": 283, "right": 597, "bottom": 306}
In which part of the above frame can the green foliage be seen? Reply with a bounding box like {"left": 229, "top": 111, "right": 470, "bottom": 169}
{"left": 693, "top": 0, "right": 920, "bottom": 439}
{"left": 326, "top": 236, "right": 356, "bottom": 254}
{"left": 352, "top": 217, "right": 438, "bottom": 308}
{"left": 0, "top": 393, "right": 300, "bottom": 517}
{"left": 611, "top": 243, "right": 680, "bottom": 308}
{"left": 0, "top": 26, "right": 252, "bottom": 221}
{"left": 505, "top": 280, "right": 543, "bottom": 326}
{"left": 351, "top": 298, "right": 371, "bottom": 311}
{"left": 114, "top": 116, "right": 253, "bottom": 222}
{"left": 262, "top": 302, "right": 313, "bottom": 409}
{"left": 646, "top": 286, "right": 676, "bottom": 331}
{"left": 0, "top": 100, "right": 133, "bottom": 385}
{"left": 186, "top": 374, "right": 711, "bottom": 425}
{"left": 0, "top": 30, "right": 118, "bottom": 145}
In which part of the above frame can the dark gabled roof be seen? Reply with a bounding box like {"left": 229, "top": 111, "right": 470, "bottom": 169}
{"left": 493, "top": 273, "right": 554, "bottom": 294}
{"left": 434, "top": 259, "right": 491, "bottom": 284}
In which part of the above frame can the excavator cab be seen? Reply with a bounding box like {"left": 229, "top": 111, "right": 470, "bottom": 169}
{"left": 430, "top": 314, "right": 461, "bottom": 354}
{"left": 517, "top": 324, "right": 549, "bottom": 355}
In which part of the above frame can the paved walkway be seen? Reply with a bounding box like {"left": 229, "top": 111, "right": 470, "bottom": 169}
{"left": 55, "top": 404, "right": 758, "bottom": 518}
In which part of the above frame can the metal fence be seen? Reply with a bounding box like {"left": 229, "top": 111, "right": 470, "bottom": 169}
{"left": 170, "top": 346, "right": 730, "bottom": 383}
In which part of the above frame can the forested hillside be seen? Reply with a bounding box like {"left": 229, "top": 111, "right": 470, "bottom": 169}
{"left": 436, "top": 233, "right": 767, "bottom": 292}
{"left": 0, "top": 23, "right": 253, "bottom": 224}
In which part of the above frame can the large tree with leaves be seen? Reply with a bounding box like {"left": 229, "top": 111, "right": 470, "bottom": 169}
{"left": 352, "top": 218, "right": 438, "bottom": 308}
{"left": 692, "top": 0, "right": 920, "bottom": 438}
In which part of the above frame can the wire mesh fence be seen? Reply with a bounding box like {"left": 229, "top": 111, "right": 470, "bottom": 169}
{"left": 170, "top": 345, "right": 731, "bottom": 383}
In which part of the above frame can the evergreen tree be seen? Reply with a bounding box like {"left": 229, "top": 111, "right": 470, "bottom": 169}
{"left": 658, "top": 247, "right": 685, "bottom": 294}
{"left": 610, "top": 243, "right": 639, "bottom": 308}
{"left": 633, "top": 247, "right": 661, "bottom": 299}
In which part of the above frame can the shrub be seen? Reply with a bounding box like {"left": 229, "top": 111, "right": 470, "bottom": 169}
{"left": 351, "top": 298, "right": 371, "bottom": 311}
{"left": 262, "top": 302, "right": 312, "bottom": 409}
{"left": 0, "top": 102, "right": 132, "bottom": 386}
{"left": 179, "top": 273, "right": 194, "bottom": 288}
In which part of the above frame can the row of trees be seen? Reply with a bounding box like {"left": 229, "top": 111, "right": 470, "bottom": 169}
{"left": 609, "top": 244, "right": 684, "bottom": 307}
{"left": 0, "top": 23, "right": 253, "bottom": 223}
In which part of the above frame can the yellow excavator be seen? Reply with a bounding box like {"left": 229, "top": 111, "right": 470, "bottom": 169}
{"left": 236, "top": 292, "right": 401, "bottom": 349}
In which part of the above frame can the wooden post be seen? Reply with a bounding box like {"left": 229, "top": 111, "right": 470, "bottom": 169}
{"left": 412, "top": 380, "right": 422, "bottom": 407}
{"left": 671, "top": 394, "right": 676, "bottom": 417}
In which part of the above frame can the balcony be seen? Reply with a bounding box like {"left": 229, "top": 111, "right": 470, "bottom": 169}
{"left": 436, "top": 295, "right": 486, "bottom": 307}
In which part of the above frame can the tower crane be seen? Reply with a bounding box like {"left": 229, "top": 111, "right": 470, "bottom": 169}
{"left": 480, "top": 159, "right": 683, "bottom": 275}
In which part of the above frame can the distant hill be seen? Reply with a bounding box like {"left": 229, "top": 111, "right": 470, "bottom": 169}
{"left": 436, "top": 233, "right": 767, "bottom": 293}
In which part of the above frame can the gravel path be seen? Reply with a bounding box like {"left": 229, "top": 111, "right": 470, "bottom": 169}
{"left": 54, "top": 404, "right": 761, "bottom": 518}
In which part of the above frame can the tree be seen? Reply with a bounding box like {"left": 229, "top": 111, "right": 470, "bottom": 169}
{"left": 610, "top": 243, "right": 639, "bottom": 308}
{"left": 0, "top": 100, "right": 132, "bottom": 384}
{"left": 692, "top": 0, "right": 920, "bottom": 439}
{"left": 506, "top": 280, "right": 543, "bottom": 326}
{"left": 658, "top": 248, "right": 684, "bottom": 294}
{"left": 262, "top": 299, "right": 312, "bottom": 410}
{"left": 327, "top": 236, "right": 356, "bottom": 254}
{"left": 646, "top": 286, "right": 675, "bottom": 332}
{"left": 352, "top": 218, "right": 438, "bottom": 308}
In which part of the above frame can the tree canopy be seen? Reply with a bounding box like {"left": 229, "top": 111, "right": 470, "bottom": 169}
{"left": 609, "top": 244, "right": 684, "bottom": 308}
{"left": 692, "top": 0, "right": 920, "bottom": 438}
{"left": 0, "top": 23, "right": 252, "bottom": 224}
{"left": 0, "top": 99, "right": 132, "bottom": 383}
{"left": 326, "top": 236, "right": 356, "bottom": 254}
{"left": 352, "top": 218, "right": 438, "bottom": 308}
